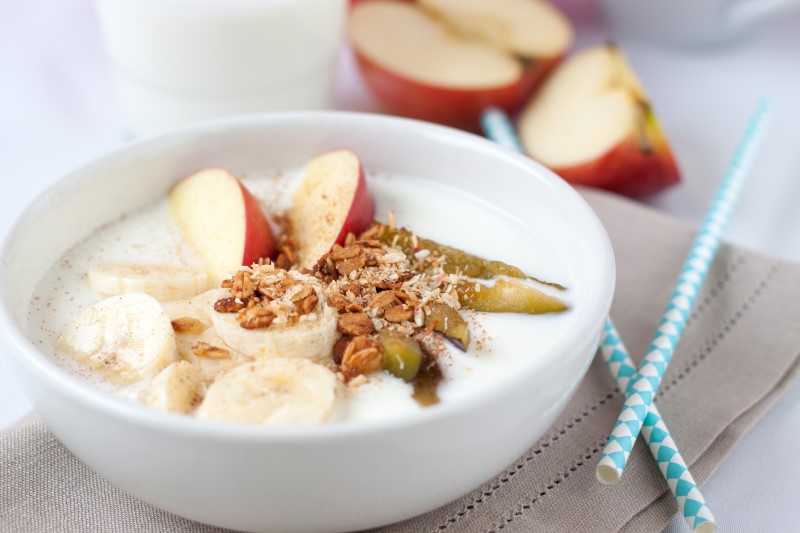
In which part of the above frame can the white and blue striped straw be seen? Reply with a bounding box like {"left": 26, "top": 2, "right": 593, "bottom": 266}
{"left": 479, "top": 106, "right": 727, "bottom": 533}
{"left": 600, "top": 321, "right": 716, "bottom": 533}
{"left": 597, "top": 98, "right": 773, "bottom": 484}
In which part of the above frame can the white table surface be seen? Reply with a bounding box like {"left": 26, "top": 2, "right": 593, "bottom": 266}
{"left": 2, "top": 1, "right": 799, "bottom": 531}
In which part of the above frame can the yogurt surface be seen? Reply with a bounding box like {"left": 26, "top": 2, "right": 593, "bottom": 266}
{"left": 27, "top": 168, "right": 577, "bottom": 424}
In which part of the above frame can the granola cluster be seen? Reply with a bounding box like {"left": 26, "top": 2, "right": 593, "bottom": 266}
{"left": 214, "top": 265, "right": 324, "bottom": 330}
{"left": 308, "top": 227, "right": 466, "bottom": 384}
{"left": 211, "top": 223, "right": 466, "bottom": 388}
{"left": 314, "top": 229, "right": 461, "bottom": 338}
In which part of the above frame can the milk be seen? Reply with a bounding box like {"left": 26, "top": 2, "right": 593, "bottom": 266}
{"left": 27, "top": 169, "right": 577, "bottom": 423}
{"left": 95, "top": 0, "right": 347, "bottom": 135}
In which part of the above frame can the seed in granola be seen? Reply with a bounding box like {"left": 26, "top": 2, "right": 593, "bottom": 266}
{"left": 275, "top": 253, "right": 292, "bottom": 270}
{"left": 170, "top": 317, "right": 205, "bottom": 334}
{"left": 327, "top": 293, "right": 350, "bottom": 312}
{"left": 337, "top": 312, "right": 375, "bottom": 336}
{"left": 331, "top": 244, "right": 362, "bottom": 261}
{"left": 296, "top": 290, "right": 319, "bottom": 315}
{"left": 341, "top": 335, "right": 382, "bottom": 382}
{"left": 356, "top": 239, "right": 383, "bottom": 249}
{"left": 233, "top": 269, "right": 256, "bottom": 299}
{"left": 358, "top": 223, "right": 384, "bottom": 241}
{"left": 340, "top": 282, "right": 362, "bottom": 297}
{"left": 384, "top": 305, "right": 414, "bottom": 323}
{"left": 214, "top": 297, "right": 245, "bottom": 313}
{"left": 191, "top": 342, "right": 230, "bottom": 359}
{"left": 370, "top": 290, "right": 398, "bottom": 309}
{"left": 290, "top": 284, "right": 314, "bottom": 303}
{"left": 220, "top": 279, "right": 234, "bottom": 289}
{"left": 336, "top": 253, "right": 367, "bottom": 277}
{"left": 345, "top": 302, "right": 364, "bottom": 313}
{"left": 277, "top": 277, "right": 298, "bottom": 290}
{"left": 332, "top": 336, "right": 350, "bottom": 365}
{"left": 344, "top": 232, "right": 356, "bottom": 247}
{"left": 237, "top": 306, "right": 276, "bottom": 329}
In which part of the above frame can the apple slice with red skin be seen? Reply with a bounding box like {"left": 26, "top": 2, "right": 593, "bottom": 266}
{"left": 518, "top": 44, "right": 681, "bottom": 198}
{"left": 348, "top": 0, "right": 572, "bottom": 130}
{"left": 290, "top": 149, "right": 375, "bottom": 269}
{"left": 169, "top": 168, "right": 275, "bottom": 285}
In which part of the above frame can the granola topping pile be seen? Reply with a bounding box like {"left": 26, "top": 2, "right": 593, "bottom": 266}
{"left": 315, "top": 228, "right": 462, "bottom": 339}
{"left": 213, "top": 265, "right": 325, "bottom": 330}
{"left": 212, "top": 222, "right": 468, "bottom": 388}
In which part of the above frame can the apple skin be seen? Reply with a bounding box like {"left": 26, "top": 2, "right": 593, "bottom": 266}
{"left": 334, "top": 162, "right": 375, "bottom": 244}
{"left": 546, "top": 111, "right": 680, "bottom": 198}
{"left": 238, "top": 180, "right": 276, "bottom": 264}
{"left": 353, "top": 49, "right": 561, "bottom": 131}
{"left": 291, "top": 149, "right": 376, "bottom": 268}
{"left": 170, "top": 168, "right": 276, "bottom": 284}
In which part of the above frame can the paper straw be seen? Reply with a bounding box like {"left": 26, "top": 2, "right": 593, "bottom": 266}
{"left": 601, "top": 321, "right": 716, "bottom": 533}
{"left": 597, "top": 98, "right": 773, "bottom": 484}
{"left": 479, "top": 106, "right": 717, "bottom": 533}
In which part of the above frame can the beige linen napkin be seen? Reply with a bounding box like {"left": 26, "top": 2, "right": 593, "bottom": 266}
{"left": 3, "top": 189, "right": 800, "bottom": 533}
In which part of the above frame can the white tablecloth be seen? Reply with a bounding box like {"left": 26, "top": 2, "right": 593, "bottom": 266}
{"left": 2, "top": 1, "right": 800, "bottom": 531}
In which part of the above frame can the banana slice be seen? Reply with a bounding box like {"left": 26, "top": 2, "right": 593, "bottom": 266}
{"left": 58, "top": 293, "right": 177, "bottom": 383}
{"left": 211, "top": 304, "right": 338, "bottom": 361}
{"left": 165, "top": 288, "right": 230, "bottom": 329}
{"left": 166, "top": 289, "right": 252, "bottom": 381}
{"left": 177, "top": 328, "right": 252, "bottom": 383}
{"left": 197, "top": 358, "right": 336, "bottom": 425}
{"left": 88, "top": 263, "right": 208, "bottom": 301}
{"left": 141, "top": 360, "right": 202, "bottom": 414}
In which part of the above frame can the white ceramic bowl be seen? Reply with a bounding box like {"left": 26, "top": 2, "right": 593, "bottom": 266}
{"left": 0, "top": 113, "right": 614, "bottom": 532}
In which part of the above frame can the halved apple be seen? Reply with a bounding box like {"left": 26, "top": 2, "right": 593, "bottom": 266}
{"left": 290, "top": 150, "right": 375, "bottom": 268}
{"left": 518, "top": 44, "right": 680, "bottom": 197}
{"left": 348, "top": 0, "right": 572, "bottom": 130}
{"left": 169, "top": 169, "right": 275, "bottom": 285}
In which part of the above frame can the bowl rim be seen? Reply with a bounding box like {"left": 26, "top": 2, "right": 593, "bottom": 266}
{"left": 0, "top": 111, "right": 615, "bottom": 442}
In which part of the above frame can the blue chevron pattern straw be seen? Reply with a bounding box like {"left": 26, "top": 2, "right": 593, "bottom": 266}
{"left": 601, "top": 321, "right": 716, "bottom": 533}
{"left": 597, "top": 98, "right": 773, "bottom": 484}
{"left": 480, "top": 106, "right": 718, "bottom": 533}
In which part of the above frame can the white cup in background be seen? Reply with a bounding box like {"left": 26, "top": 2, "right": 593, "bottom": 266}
{"left": 95, "top": 0, "right": 346, "bottom": 136}
{"left": 598, "top": 0, "right": 800, "bottom": 46}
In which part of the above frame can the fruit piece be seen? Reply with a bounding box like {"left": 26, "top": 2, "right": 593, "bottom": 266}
{"left": 141, "top": 361, "right": 202, "bottom": 414}
{"left": 165, "top": 289, "right": 253, "bottom": 382}
{"left": 197, "top": 358, "right": 337, "bottom": 426}
{"left": 290, "top": 150, "right": 375, "bottom": 268}
{"left": 518, "top": 44, "right": 680, "bottom": 197}
{"left": 348, "top": 0, "right": 572, "bottom": 129}
{"left": 175, "top": 325, "right": 252, "bottom": 383}
{"left": 377, "top": 225, "right": 565, "bottom": 289}
{"left": 57, "top": 293, "right": 177, "bottom": 383}
{"left": 211, "top": 294, "right": 339, "bottom": 360}
{"left": 419, "top": 0, "right": 570, "bottom": 59}
{"left": 378, "top": 333, "right": 424, "bottom": 382}
{"left": 425, "top": 303, "right": 470, "bottom": 351}
{"left": 412, "top": 358, "right": 443, "bottom": 407}
{"left": 165, "top": 288, "right": 230, "bottom": 329}
{"left": 458, "top": 279, "right": 567, "bottom": 314}
{"left": 88, "top": 263, "right": 208, "bottom": 301}
{"left": 169, "top": 168, "right": 275, "bottom": 285}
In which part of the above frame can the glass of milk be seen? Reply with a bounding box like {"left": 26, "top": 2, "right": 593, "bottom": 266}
{"left": 95, "top": 0, "right": 347, "bottom": 136}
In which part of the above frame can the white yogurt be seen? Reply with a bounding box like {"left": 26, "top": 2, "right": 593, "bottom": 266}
{"left": 27, "top": 169, "right": 577, "bottom": 424}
